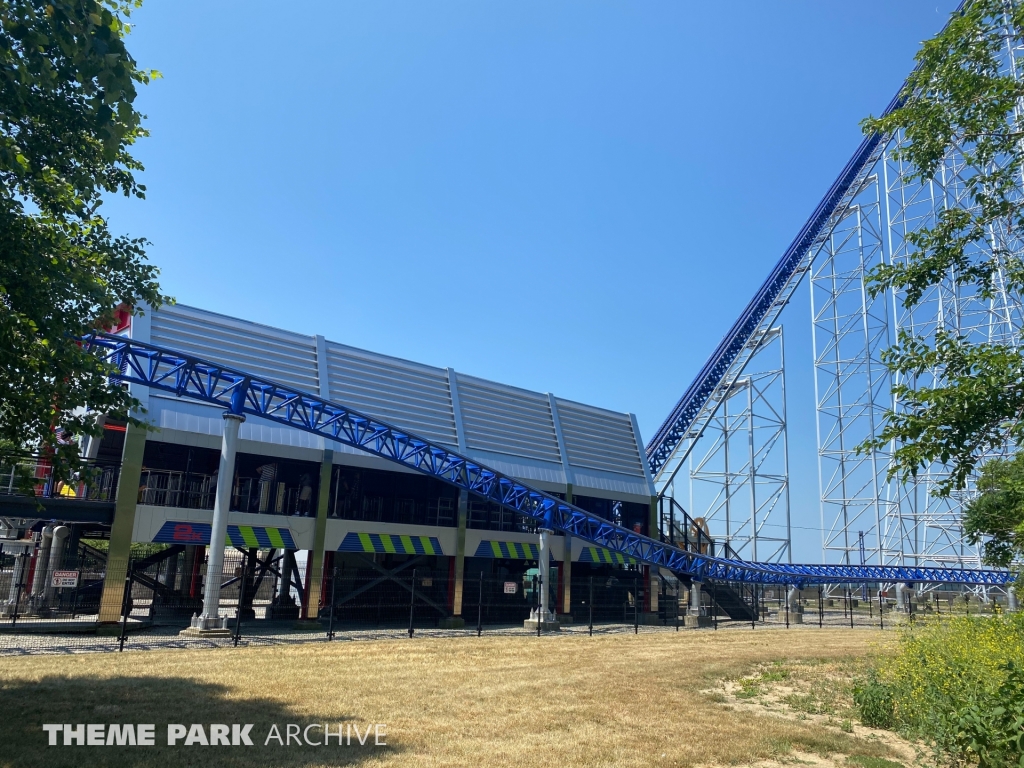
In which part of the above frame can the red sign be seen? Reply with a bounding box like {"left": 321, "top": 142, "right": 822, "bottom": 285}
{"left": 172, "top": 523, "right": 205, "bottom": 542}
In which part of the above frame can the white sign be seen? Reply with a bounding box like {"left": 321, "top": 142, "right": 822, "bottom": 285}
{"left": 503, "top": 581, "right": 517, "bottom": 594}
{"left": 51, "top": 570, "right": 79, "bottom": 588}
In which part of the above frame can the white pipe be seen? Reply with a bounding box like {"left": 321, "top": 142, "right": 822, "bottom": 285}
{"left": 43, "top": 526, "right": 69, "bottom": 603}
{"left": 30, "top": 526, "right": 54, "bottom": 598}
{"left": 193, "top": 412, "right": 244, "bottom": 630}
{"left": 690, "top": 581, "right": 702, "bottom": 616}
{"left": 538, "top": 529, "right": 552, "bottom": 620}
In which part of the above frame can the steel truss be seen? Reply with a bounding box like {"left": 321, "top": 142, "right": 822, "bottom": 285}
{"left": 651, "top": 6, "right": 1023, "bottom": 582}
{"left": 810, "top": 12, "right": 1024, "bottom": 573}
{"left": 684, "top": 327, "right": 791, "bottom": 563}
{"left": 881, "top": 132, "right": 1024, "bottom": 569}
{"left": 82, "top": 332, "right": 1009, "bottom": 587}
{"left": 811, "top": 175, "right": 899, "bottom": 567}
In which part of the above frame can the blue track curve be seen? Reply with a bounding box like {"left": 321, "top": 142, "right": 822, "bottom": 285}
{"left": 83, "top": 332, "right": 1010, "bottom": 588}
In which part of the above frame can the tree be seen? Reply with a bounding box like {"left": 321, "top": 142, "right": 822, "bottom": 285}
{"left": 963, "top": 453, "right": 1024, "bottom": 589}
{"left": 0, "top": 0, "right": 168, "bottom": 485}
{"left": 859, "top": 0, "right": 1024, "bottom": 496}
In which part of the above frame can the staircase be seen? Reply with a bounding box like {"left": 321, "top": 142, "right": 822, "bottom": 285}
{"left": 658, "top": 495, "right": 759, "bottom": 622}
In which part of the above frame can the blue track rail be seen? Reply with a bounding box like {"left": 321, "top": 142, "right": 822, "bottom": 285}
{"left": 646, "top": 122, "right": 895, "bottom": 476}
{"left": 645, "top": 1, "right": 969, "bottom": 476}
{"left": 83, "top": 332, "right": 1010, "bottom": 588}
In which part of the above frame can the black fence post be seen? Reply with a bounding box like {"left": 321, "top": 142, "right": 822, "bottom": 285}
{"left": 588, "top": 576, "right": 593, "bottom": 637}
{"left": 535, "top": 575, "right": 541, "bottom": 638}
{"left": 785, "top": 587, "right": 790, "bottom": 629}
{"left": 712, "top": 582, "right": 718, "bottom": 630}
{"left": 675, "top": 583, "right": 680, "bottom": 632}
{"left": 70, "top": 567, "right": 81, "bottom": 621}
{"left": 476, "top": 572, "right": 483, "bottom": 638}
{"left": 10, "top": 553, "right": 25, "bottom": 628}
{"left": 818, "top": 586, "right": 823, "bottom": 629}
{"left": 879, "top": 588, "right": 884, "bottom": 630}
{"left": 633, "top": 576, "right": 639, "bottom": 635}
{"left": 234, "top": 552, "right": 247, "bottom": 647}
{"left": 751, "top": 585, "right": 756, "bottom": 630}
{"left": 327, "top": 564, "right": 337, "bottom": 641}
{"left": 408, "top": 568, "right": 416, "bottom": 638}
{"left": 118, "top": 566, "right": 133, "bottom": 653}
{"left": 849, "top": 588, "right": 854, "bottom": 629}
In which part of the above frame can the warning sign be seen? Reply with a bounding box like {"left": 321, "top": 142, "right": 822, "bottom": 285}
{"left": 51, "top": 570, "right": 79, "bottom": 588}
{"left": 503, "top": 581, "right": 517, "bottom": 594}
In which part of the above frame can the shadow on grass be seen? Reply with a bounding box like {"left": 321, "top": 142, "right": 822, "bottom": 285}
{"left": 0, "top": 674, "right": 398, "bottom": 767}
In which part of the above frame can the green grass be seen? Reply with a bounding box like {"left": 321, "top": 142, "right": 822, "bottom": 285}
{"left": 846, "top": 755, "right": 903, "bottom": 768}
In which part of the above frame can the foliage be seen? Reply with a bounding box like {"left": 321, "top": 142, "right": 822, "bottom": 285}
{"left": 963, "top": 453, "right": 1024, "bottom": 592}
{"left": 858, "top": 0, "right": 1024, "bottom": 494}
{"left": 854, "top": 614, "right": 1024, "bottom": 766}
{"left": 852, "top": 671, "right": 895, "bottom": 729}
{"left": 0, "top": 0, "right": 168, "bottom": 486}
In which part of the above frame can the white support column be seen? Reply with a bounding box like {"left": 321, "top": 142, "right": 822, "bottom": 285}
{"left": 525, "top": 528, "right": 560, "bottom": 630}
{"left": 538, "top": 528, "right": 553, "bottom": 620}
{"left": 1008, "top": 588, "right": 1018, "bottom": 613}
{"left": 689, "top": 581, "right": 702, "bottom": 616}
{"left": 186, "top": 412, "right": 244, "bottom": 634}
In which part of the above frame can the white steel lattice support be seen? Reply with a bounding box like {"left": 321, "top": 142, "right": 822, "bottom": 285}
{"left": 810, "top": 176, "right": 899, "bottom": 567}
{"left": 881, "top": 134, "right": 1024, "bottom": 570}
{"left": 808, "top": 14, "right": 1024, "bottom": 574}
{"left": 685, "top": 327, "right": 792, "bottom": 563}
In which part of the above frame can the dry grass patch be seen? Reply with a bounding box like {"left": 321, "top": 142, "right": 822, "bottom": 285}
{"left": 0, "top": 629, "right": 897, "bottom": 768}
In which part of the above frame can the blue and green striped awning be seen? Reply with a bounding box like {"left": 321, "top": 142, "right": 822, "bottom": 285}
{"left": 338, "top": 532, "right": 443, "bottom": 556}
{"left": 579, "top": 546, "right": 636, "bottom": 565}
{"left": 152, "top": 520, "right": 296, "bottom": 549}
{"left": 474, "top": 540, "right": 539, "bottom": 560}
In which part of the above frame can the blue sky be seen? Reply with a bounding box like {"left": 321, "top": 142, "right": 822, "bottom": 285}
{"left": 106, "top": 1, "right": 960, "bottom": 559}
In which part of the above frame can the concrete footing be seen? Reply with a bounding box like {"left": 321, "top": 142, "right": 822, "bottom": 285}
{"left": 438, "top": 616, "right": 466, "bottom": 629}
{"left": 523, "top": 618, "right": 561, "bottom": 632}
{"left": 178, "top": 626, "right": 233, "bottom": 638}
{"left": 684, "top": 615, "right": 713, "bottom": 628}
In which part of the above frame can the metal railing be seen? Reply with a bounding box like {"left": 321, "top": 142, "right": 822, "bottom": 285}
{"left": 0, "top": 456, "right": 120, "bottom": 503}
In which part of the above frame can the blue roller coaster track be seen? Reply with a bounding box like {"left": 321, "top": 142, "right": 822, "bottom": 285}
{"left": 645, "top": 106, "right": 899, "bottom": 477}
{"left": 83, "top": 332, "right": 1010, "bottom": 588}
{"left": 645, "top": 2, "right": 968, "bottom": 478}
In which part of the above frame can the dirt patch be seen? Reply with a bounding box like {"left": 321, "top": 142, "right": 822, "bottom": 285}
{"left": 705, "top": 658, "right": 928, "bottom": 768}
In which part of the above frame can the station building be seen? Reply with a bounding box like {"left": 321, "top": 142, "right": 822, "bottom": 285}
{"left": 87, "top": 303, "right": 658, "bottom": 626}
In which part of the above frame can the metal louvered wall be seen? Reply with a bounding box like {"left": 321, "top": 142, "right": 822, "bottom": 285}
{"left": 326, "top": 343, "right": 458, "bottom": 447}
{"left": 555, "top": 399, "right": 645, "bottom": 476}
{"left": 150, "top": 306, "right": 320, "bottom": 393}
{"left": 455, "top": 375, "right": 562, "bottom": 464}
{"left": 142, "top": 304, "right": 655, "bottom": 500}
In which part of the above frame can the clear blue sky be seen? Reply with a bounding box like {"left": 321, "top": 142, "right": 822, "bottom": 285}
{"left": 105, "top": 1, "right": 961, "bottom": 559}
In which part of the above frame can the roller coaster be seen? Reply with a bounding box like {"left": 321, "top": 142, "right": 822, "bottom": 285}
{"left": 66, "top": 3, "right": 1020, "bottom": 593}
{"left": 82, "top": 331, "right": 1011, "bottom": 588}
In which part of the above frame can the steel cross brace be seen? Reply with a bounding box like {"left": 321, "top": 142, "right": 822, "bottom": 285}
{"left": 81, "top": 332, "right": 1010, "bottom": 587}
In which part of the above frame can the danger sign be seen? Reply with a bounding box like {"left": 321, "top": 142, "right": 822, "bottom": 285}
{"left": 503, "top": 582, "right": 517, "bottom": 594}
{"left": 51, "top": 570, "right": 79, "bottom": 588}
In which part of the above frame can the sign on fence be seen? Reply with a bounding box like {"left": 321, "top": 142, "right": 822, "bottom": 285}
{"left": 51, "top": 570, "right": 79, "bottom": 588}
{"left": 503, "top": 581, "right": 517, "bottom": 594}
